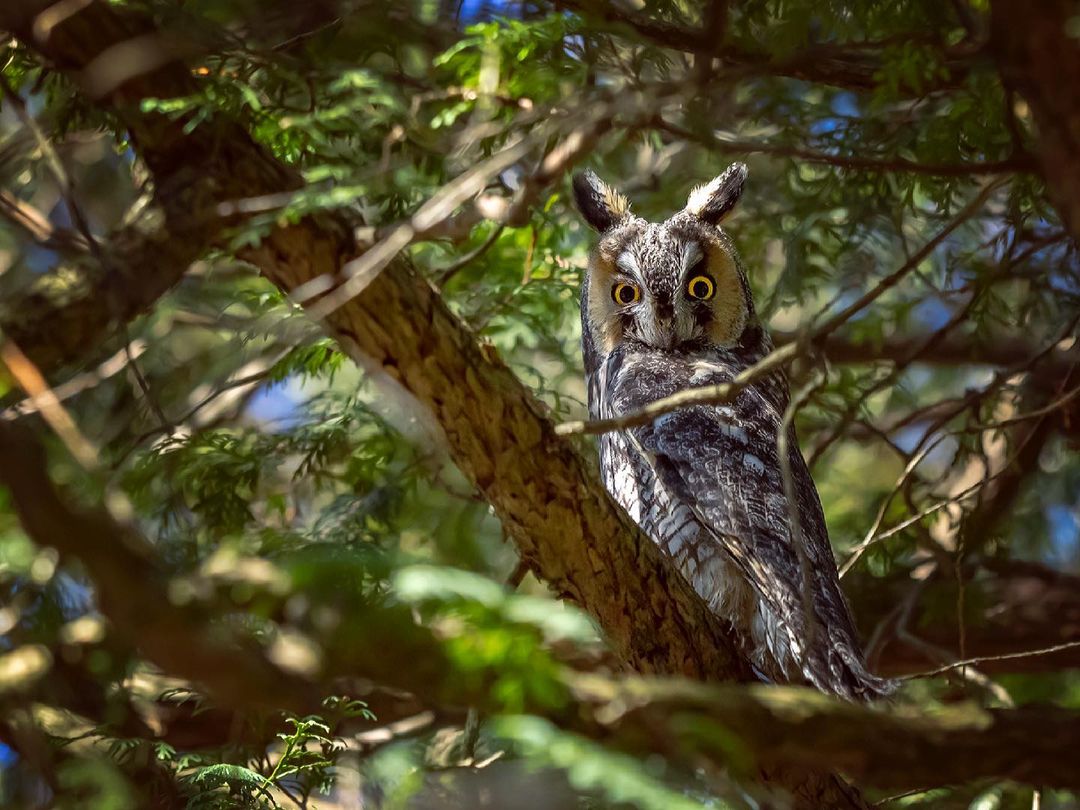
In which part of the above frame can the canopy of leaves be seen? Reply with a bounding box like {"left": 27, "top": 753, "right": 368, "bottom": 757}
{"left": 1, "top": 1, "right": 1078, "bottom": 809}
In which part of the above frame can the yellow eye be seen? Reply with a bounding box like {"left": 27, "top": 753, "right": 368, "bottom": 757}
{"left": 687, "top": 274, "right": 715, "bottom": 300}
{"left": 611, "top": 282, "right": 641, "bottom": 306}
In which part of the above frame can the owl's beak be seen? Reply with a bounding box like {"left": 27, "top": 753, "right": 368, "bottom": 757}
{"left": 653, "top": 301, "right": 677, "bottom": 349}
{"left": 651, "top": 318, "right": 678, "bottom": 349}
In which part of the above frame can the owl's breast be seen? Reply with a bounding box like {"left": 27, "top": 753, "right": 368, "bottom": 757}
{"left": 590, "top": 347, "right": 768, "bottom": 661}
{"left": 599, "top": 432, "right": 751, "bottom": 616}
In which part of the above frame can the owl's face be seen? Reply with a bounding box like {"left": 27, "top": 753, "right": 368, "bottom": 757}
{"left": 573, "top": 164, "right": 753, "bottom": 358}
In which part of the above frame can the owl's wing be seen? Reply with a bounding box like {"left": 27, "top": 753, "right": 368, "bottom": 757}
{"left": 609, "top": 354, "right": 888, "bottom": 698}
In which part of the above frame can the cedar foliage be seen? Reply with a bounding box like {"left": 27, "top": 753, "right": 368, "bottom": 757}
{"left": 1, "top": 1, "right": 1078, "bottom": 808}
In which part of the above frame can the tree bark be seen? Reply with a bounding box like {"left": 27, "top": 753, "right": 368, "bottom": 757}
{"left": 991, "top": 0, "right": 1080, "bottom": 242}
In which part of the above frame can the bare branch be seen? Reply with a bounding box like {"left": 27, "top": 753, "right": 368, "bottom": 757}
{"left": 992, "top": 0, "right": 1080, "bottom": 241}
{"left": 556, "top": 341, "right": 799, "bottom": 436}
{"left": 558, "top": 0, "right": 976, "bottom": 93}
{"left": 654, "top": 119, "right": 1037, "bottom": 177}
{"left": 902, "top": 641, "right": 1080, "bottom": 680}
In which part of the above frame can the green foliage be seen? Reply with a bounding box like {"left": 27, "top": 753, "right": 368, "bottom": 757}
{"left": 2, "top": 0, "right": 1079, "bottom": 808}
{"left": 396, "top": 564, "right": 598, "bottom": 711}
{"left": 495, "top": 716, "right": 724, "bottom": 810}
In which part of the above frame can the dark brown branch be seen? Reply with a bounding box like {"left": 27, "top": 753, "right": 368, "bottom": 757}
{"left": 654, "top": 120, "right": 1037, "bottom": 177}
{"left": 0, "top": 1, "right": 300, "bottom": 373}
{"left": 567, "top": 679, "right": 1080, "bottom": 793}
{"left": 991, "top": 0, "right": 1080, "bottom": 241}
{"left": 558, "top": 0, "right": 976, "bottom": 93}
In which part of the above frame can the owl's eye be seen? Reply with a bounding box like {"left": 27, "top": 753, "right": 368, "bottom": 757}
{"left": 611, "top": 282, "right": 641, "bottom": 306}
{"left": 687, "top": 274, "right": 715, "bottom": 301}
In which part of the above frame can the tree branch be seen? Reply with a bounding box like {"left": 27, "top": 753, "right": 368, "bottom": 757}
{"left": 567, "top": 678, "right": 1080, "bottom": 792}
{"left": 558, "top": 0, "right": 976, "bottom": 93}
{"left": 0, "top": 0, "right": 301, "bottom": 373}
{"left": 991, "top": 0, "right": 1080, "bottom": 242}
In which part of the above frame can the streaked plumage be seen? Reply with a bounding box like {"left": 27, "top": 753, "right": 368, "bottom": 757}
{"left": 573, "top": 165, "right": 890, "bottom": 699}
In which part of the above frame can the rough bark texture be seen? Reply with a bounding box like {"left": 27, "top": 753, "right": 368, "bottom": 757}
{"left": 991, "top": 0, "right": 1080, "bottom": 241}
{"left": 573, "top": 679, "right": 1080, "bottom": 792}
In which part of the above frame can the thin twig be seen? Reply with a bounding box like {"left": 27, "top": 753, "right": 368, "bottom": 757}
{"left": 437, "top": 223, "right": 506, "bottom": 287}
{"left": 807, "top": 272, "right": 993, "bottom": 469}
{"left": 891, "top": 581, "right": 1013, "bottom": 705}
{"left": 122, "top": 323, "right": 172, "bottom": 430}
{"left": 0, "top": 189, "right": 90, "bottom": 252}
{"left": 839, "top": 435, "right": 951, "bottom": 577}
{"left": 2, "top": 340, "right": 147, "bottom": 420}
{"left": 113, "top": 355, "right": 285, "bottom": 468}
{"left": 556, "top": 342, "right": 799, "bottom": 436}
{"left": 900, "top": 640, "right": 1080, "bottom": 680}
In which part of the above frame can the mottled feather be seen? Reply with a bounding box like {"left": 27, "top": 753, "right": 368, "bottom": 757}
{"left": 576, "top": 166, "right": 892, "bottom": 700}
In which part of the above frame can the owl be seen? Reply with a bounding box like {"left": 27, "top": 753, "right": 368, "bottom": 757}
{"left": 572, "top": 164, "right": 890, "bottom": 700}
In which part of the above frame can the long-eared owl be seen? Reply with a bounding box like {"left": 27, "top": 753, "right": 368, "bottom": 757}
{"left": 573, "top": 164, "right": 890, "bottom": 700}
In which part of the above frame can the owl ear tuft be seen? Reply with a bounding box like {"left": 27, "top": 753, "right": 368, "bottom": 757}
{"left": 572, "top": 169, "right": 631, "bottom": 232}
{"left": 686, "top": 163, "right": 748, "bottom": 226}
